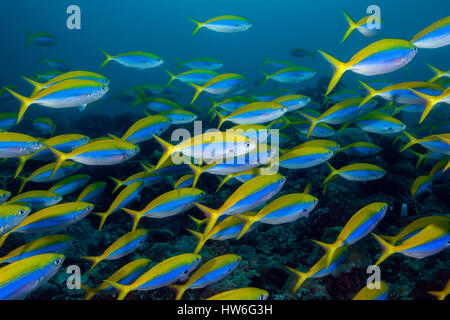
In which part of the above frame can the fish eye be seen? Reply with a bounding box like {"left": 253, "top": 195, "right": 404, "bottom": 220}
{"left": 101, "top": 86, "right": 107, "bottom": 92}
{"left": 313, "top": 199, "right": 317, "bottom": 204}
{"left": 258, "top": 295, "right": 265, "bottom": 300}
{"left": 35, "top": 142, "right": 42, "bottom": 147}
{"left": 1, "top": 193, "right": 8, "bottom": 198}
{"left": 18, "top": 209, "right": 26, "bottom": 216}
{"left": 54, "top": 258, "right": 63, "bottom": 265}
{"left": 195, "top": 258, "right": 200, "bottom": 263}
{"left": 245, "top": 142, "right": 251, "bottom": 148}
{"left": 280, "top": 178, "right": 286, "bottom": 183}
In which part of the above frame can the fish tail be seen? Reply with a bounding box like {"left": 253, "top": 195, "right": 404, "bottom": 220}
{"left": 399, "top": 130, "right": 419, "bottom": 152}
{"left": 46, "top": 145, "right": 70, "bottom": 178}
{"left": 285, "top": 266, "right": 310, "bottom": 293}
{"left": 427, "top": 290, "right": 445, "bottom": 301}
{"left": 311, "top": 239, "right": 338, "bottom": 270}
{"left": 426, "top": 63, "right": 443, "bottom": 83}
{"left": 129, "top": 96, "right": 144, "bottom": 108}
{"left": 0, "top": 231, "right": 11, "bottom": 248}
{"left": 194, "top": 202, "right": 221, "bottom": 236}
{"left": 323, "top": 162, "right": 338, "bottom": 185}
{"left": 187, "top": 163, "right": 203, "bottom": 188}
{"left": 188, "top": 215, "right": 207, "bottom": 232}
{"left": 92, "top": 211, "right": 109, "bottom": 231}
{"left": 81, "top": 256, "right": 102, "bottom": 273}
{"left": 443, "top": 160, "right": 450, "bottom": 173}
{"left": 261, "top": 70, "right": 270, "bottom": 87}
{"left": 321, "top": 94, "right": 330, "bottom": 107}
{"left": 108, "top": 176, "right": 124, "bottom": 193}
{"left": 21, "top": 76, "right": 44, "bottom": 96}
{"left": 3, "top": 87, "right": 32, "bottom": 124}
{"left": 299, "top": 112, "right": 319, "bottom": 139}
{"left": 358, "top": 80, "right": 379, "bottom": 107}
{"left": 121, "top": 208, "right": 143, "bottom": 232}
{"left": 14, "top": 157, "right": 28, "bottom": 179}
{"left": 25, "top": 27, "right": 33, "bottom": 46}
{"left": 17, "top": 176, "right": 28, "bottom": 194}
{"left": 340, "top": 9, "right": 356, "bottom": 43}
{"left": 207, "top": 96, "right": 218, "bottom": 118}
{"left": 409, "top": 89, "right": 438, "bottom": 124}
{"left": 174, "top": 56, "right": 183, "bottom": 71}
{"left": 186, "top": 228, "right": 207, "bottom": 254}
{"left": 317, "top": 50, "right": 347, "bottom": 96}
{"left": 235, "top": 214, "right": 257, "bottom": 240}
{"left": 371, "top": 233, "right": 397, "bottom": 266}
{"left": 378, "top": 235, "right": 396, "bottom": 244}
{"left": 168, "top": 284, "right": 187, "bottom": 300}
{"left": 188, "top": 17, "right": 203, "bottom": 36}
{"left": 80, "top": 284, "right": 100, "bottom": 300}
{"left": 165, "top": 69, "right": 176, "bottom": 87}
{"left": 187, "top": 82, "right": 204, "bottom": 104}
{"left": 216, "top": 110, "right": 227, "bottom": 130}
{"left": 152, "top": 134, "right": 175, "bottom": 169}
{"left": 215, "top": 174, "right": 232, "bottom": 193}
{"left": 99, "top": 48, "right": 113, "bottom": 68}
{"left": 102, "top": 280, "right": 131, "bottom": 300}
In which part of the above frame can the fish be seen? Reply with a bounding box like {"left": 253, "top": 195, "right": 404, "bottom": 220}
{"left": 319, "top": 39, "right": 418, "bottom": 95}
{"left": 46, "top": 136, "right": 140, "bottom": 177}
{"left": 206, "top": 287, "right": 269, "bottom": 300}
{"left": 33, "top": 117, "right": 55, "bottom": 136}
{"left": 135, "top": 97, "right": 182, "bottom": 111}
{"left": 323, "top": 162, "right": 386, "bottom": 185}
{"left": 411, "top": 175, "right": 433, "bottom": 200}
{"left": 174, "top": 175, "right": 194, "bottom": 189}
{"left": 103, "top": 253, "right": 202, "bottom": 300}
{"left": 152, "top": 131, "right": 257, "bottom": 170}
{"left": 353, "top": 281, "right": 389, "bottom": 300}
{"left": 261, "top": 57, "right": 297, "bottom": 69}
{"left": 166, "top": 69, "right": 218, "bottom": 86}
{"left": 0, "top": 204, "right": 31, "bottom": 236}
{"left": 0, "top": 253, "right": 64, "bottom": 300}
{"left": 25, "top": 28, "right": 57, "bottom": 46}
{"left": 261, "top": 67, "right": 315, "bottom": 86}
{"left": 80, "top": 258, "right": 151, "bottom": 300}
{"left": 121, "top": 115, "right": 172, "bottom": 144}
{"left": 169, "top": 254, "right": 241, "bottom": 300}
{"left": 157, "top": 109, "right": 198, "bottom": 125}
{"left": 0, "top": 113, "right": 18, "bottom": 131}
{"left": 48, "top": 174, "right": 91, "bottom": 197}
{"left": 195, "top": 173, "right": 286, "bottom": 236}
{"left": 313, "top": 202, "right": 388, "bottom": 269}
{"left": 100, "top": 49, "right": 163, "bottom": 70}
{"left": 82, "top": 229, "right": 149, "bottom": 272}
{"left": 93, "top": 180, "right": 144, "bottom": 231}
{"left": 411, "top": 16, "right": 450, "bottom": 48}
{"left": 292, "top": 140, "right": 341, "bottom": 153}
{"left": 32, "top": 70, "right": 63, "bottom": 82}
{"left": 372, "top": 224, "right": 450, "bottom": 265}
{"left": 400, "top": 131, "right": 450, "bottom": 155}
{"left": 279, "top": 147, "right": 334, "bottom": 169}
{"left": 188, "top": 15, "right": 252, "bottom": 35}
{"left": 4, "top": 79, "right": 109, "bottom": 123}
{"left": 216, "top": 102, "right": 288, "bottom": 129}
{"left": 208, "top": 96, "right": 255, "bottom": 119}
{"left": 188, "top": 73, "right": 247, "bottom": 104}
{"left": 236, "top": 192, "right": 318, "bottom": 239}
{"left": 76, "top": 181, "right": 107, "bottom": 203}
{"left": 427, "top": 64, "right": 450, "bottom": 83}
{"left": 109, "top": 170, "right": 162, "bottom": 194}
{"left": 0, "top": 234, "right": 73, "bottom": 264}
{"left": 285, "top": 246, "right": 349, "bottom": 292}
{"left": 39, "top": 54, "right": 70, "bottom": 72}
{"left": 0, "top": 132, "right": 43, "bottom": 158}
{"left": 353, "top": 111, "right": 406, "bottom": 134}
{"left": 289, "top": 48, "right": 317, "bottom": 61}
{"left": 427, "top": 279, "right": 450, "bottom": 300}
{"left": 340, "top": 142, "right": 382, "bottom": 157}
{"left": 122, "top": 188, "right": 206, "bottom": 232}
{"left": 6, "top": 190, "right": 63, "bottom": 209}
{"left": 174, "top": 57, "right": 223, "bottom": 71}
{"left": 0, "top": 189, "right": 12, "bottom": 205}
{"left": 340, "top": 9, "right": 386, "bottom": 43}
{"left": 272, "top": 94, "right": 311, "bottom": 112}
{"left": 0, "top": 202, "right": 94, "bottom": 248}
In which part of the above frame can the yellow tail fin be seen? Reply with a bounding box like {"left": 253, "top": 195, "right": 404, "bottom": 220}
{"left": 317, "top": 50, "right": 347, "bottom": 95}
{"left": 358, "top": 80, "right": 379, "bottom": 107}
{"left": 109, "top": 176, "right": 124, "bottom": 193}
{"left": 409, "top": 89, "right": 441, "bottom": 124}
{"left": 235, "top": 214, "right": 257, "bottom": 240}
{"left": 188, "top": 18, "right": 203, "bottom": 36}
{"left": 399, "top": 130, "right": 420, "bottom": 152}
{"left": 21, "top": 76, "right": 44, "bottom": 96}
{"left": 340, "top": 9, "right": 356, "bottom": 43}
{"left": 152, "top": 134, "right": 175, "bottom": 170}
{"left": 311, "top": 239, "right": 338, "bottom": 270}
{"left": 323, "top": 162, "right": 339, "bottom": 185}
{"left": 216, "top": 110, "right": 227, "bottom": 130}
{"left": 168, "top": 284, "right": 187, "bottom": 300}
{"left": 371, "top": 233, "right": 397, "bottom": 266}
{"left": 188, "top": 82, "right": 204, "bottom": 104}
{"left": 81, "top": 256, "right": 102, "bottom": 273}
{"left": 165, "top": 70, "right": 176, "bottom": 87}
{"left": 80, "top": 283, "right": 100, "bottom": 300}
{"left": 299, "top": 111, "right": 320, "bottom": 139}
{"left": 3, "top": 87, "right": 32, "bottom": 124}
{"left": 194, "top": 202, "right": 221, "bottom": 237}
{"left": 92, "top": 211, "right": 109, "bottom": 231}
{"left": 102, "top": 280, "right": 132, "bottom": 300}
{"left": 285, "top": 266, "right": 310, "bottom": 293}
{"left": 122, "top": 208, "right": 143, "bottom": 232}
{"left": 46, "top": 145, "right": 71, "bottom": 178}
{"left": 99, "top": 48, "right": 113, "bottom": 69}
{"left": 426, "top": 63, "right": 444, "bottom": 83}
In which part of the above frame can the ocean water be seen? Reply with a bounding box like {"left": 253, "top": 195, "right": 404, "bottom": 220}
{"left": 0, "top": 0, "right": 448, "bottom": 300}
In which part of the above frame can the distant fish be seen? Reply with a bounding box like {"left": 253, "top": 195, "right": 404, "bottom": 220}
{"left": 39, "top": 53, "right": 70, "bottom": 72}
{"left": 174, "top": 57, "right": 223, "bottom": 71}
{"left": 323, "top": 162, "right": 386, "bottom": 185}
{"left": 188, "top": 15, "right": 252, "bottom": 36}
{"left": 33, "top": 117, "right": 55, "bottom": 136}
{"left": 340, "top": 9, "right": 386, "bottom": 43}
{"left": 100, "top": 49, "right": 163, "bottom": 70}
{"left": 290, "top": 48, "right": 317, "bottom": 61}
{"left": 272, "top": 94, "right": 311, "bottom": 113}
{"left": 411, "top": 16, "right": 450, "bottom": 49}
{"left": 188, "top": 73, "right": 247, "bottom": 104}
{"left": 353, "top": 111, "right": 406, "bottom": 134}
{"left": 165, "top": 69, "right": 218, "bottom": 86}
{"left": 261, "top": 57, "right": 297, "bottom": 70}
{"left": 261, "top": 66, "right": 315, "bottom": 86}
{"left": 340, "top": 142, "right": 382, "bottom": 157}
{"left": 280, "top": 147, "right": 334, "bottom": 169}
{"left": 319, "top": 39, "right": 418, "bottom": 95}
{"left": 25, "top": 28, "right": 57, "bottom": 46}
{"left": 33, "top": 70, "right": 63, "bottom": 82}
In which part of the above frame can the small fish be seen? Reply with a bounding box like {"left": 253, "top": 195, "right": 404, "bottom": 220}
{"left": 280, "top": 147, "right": 334, "bottom": 169}
{"left": 427, "top": 279, "right": 450, "bottom": 301}
{"left": 76, "top": 181, "right": 107, "bottom": 203}
{"left": 188, "top": 73, "right": 247, "bottom": 104}
{"left": 411, "top": 16, "right": 450, "bottom": 49}
{"left": 206, "top": 287, "right": 269, "bottom": 300}
{"left": 261, "top": 57, "right": 297, "bottom": 70}
{"left": 80, "top": 258, "right": 151, "bottom": 300}
{"left": 0, "top": 132, "right": 43, "bottom": 158}
{"left": 188, "top": 15, "right": 252, "bottom": 35}
{"left": 290, "top": 48, "right": 317, "bottom": 61}
{"left": 208, "top": 96, "right": 255, "bottom": 118}
{"left": 340, "top": 9, "right": 386, "bottom": 43}
{"left": 0, "top": 113, "right": 18, "bottom": 131}
{"left": 7, "top": 190, "right": 62, "bottom": 209}
{"left": 340, "top": 142, "right": 382, "bottom": 157}
{"left": 353, "top": 281, "right": 389, "bottom": 300}
{"left": 372, "top": 224, "right": 450, "bottom": 265}
{"left": 157, "top": 109, "right": 198, "bottom": 125}
{"left": 0, "top": 204, "right": 31, "bottom": 236}
{"left": 48, "top": 174, "right": 91, "bottom": 197}
{"left": 272, "top": 94, "right": 311, "bottom": 113}
{"left": 122, "top": 188, "right": 205, "bottom": 232}
{"left": 323, "top": 162, "right": 386, "bottom": 185}
{"left": 353, "top": 111, "right": 406, "bottom": 134}
{"left": 292, "top": 140, "right": 341, "bottom": 153}
{"left": 33, "top": 117, "right": 56, "bottom": 136}
{"left": 121, "top": 115, "right": 172, "bottom": 144}
{"left": 0, "top": 234, "right": 73, "bottom": 264}
{"left": 25, "top": 28, "right": 57, "bottom": 46}
{"left": 109, "top": 170, "right": 162, "bottom": 194}
{"left": 174, "top": 57, "right": 223, "bottom": 71}
{"left": 319, "top": 39, "right": 418, "bottom": 95}
{"left": 82, "top": 229, "right": 149, "bottom": 272}
{"left": 103, "top": 253, "right": 202, "bottom": 300}
{"left": 0, "top": 202, "right": 94, "bottom": 248}
{"left": 400, "top": 131, "right": 450, "bottom": 156}
{"left": 39, "top": 54, "right": 70, "bottom": 72}
{"left": 166, "top": 69, "right": 218, "bottom": 86}
{"left": 135, "top": 97, "right": 181, "bottom": 111}
{"left": 100, "top": 49, "right": 163, "bottom": 70}
{"left": 411, "top": 175, "right": 433, "bottom": 200}
{"left": 261, "top": 67, "right": 315, "bottom": 86}
{"left": 313, "top": 202, "right": 388, "bottom": 269}
{"left": 0, "top": 253, "right": 64, "bottom": 300}
{"left": 32, "top": 70, "right": 63, "bottom": 82}
{"left": 0, "top": 189, "right": 12, "bottom": 205}
{"left": 169, "top": 254, "right": 241, "bottom": 300}
{"left": 93, "top": 180, "right": 144, "bottom": 231}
